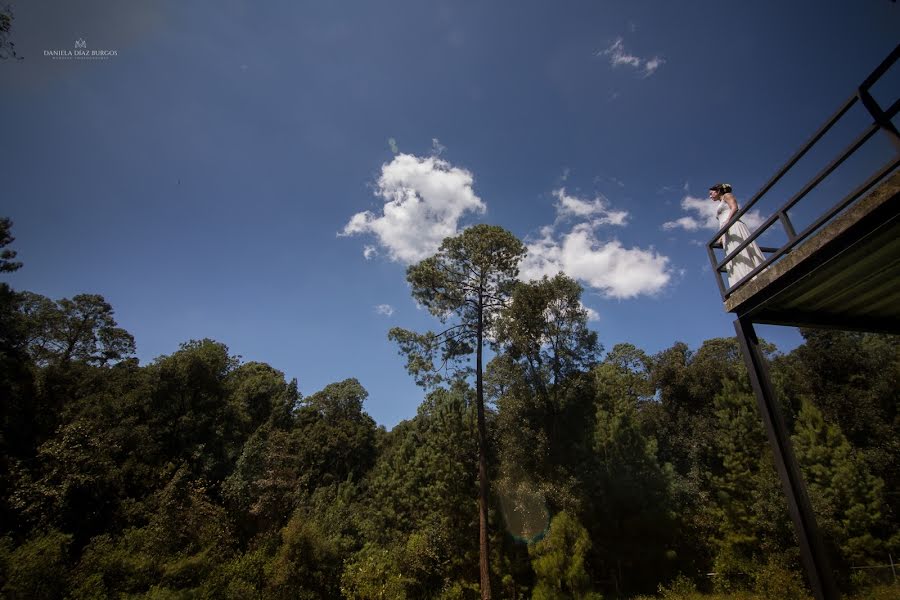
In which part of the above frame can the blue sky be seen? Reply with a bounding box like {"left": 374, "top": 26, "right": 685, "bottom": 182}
{"left": 2, "top": 1, "right": 898, "bottom": 427}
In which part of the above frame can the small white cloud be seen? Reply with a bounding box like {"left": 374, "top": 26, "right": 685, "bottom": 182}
{"left": 520, "top": 223, "right": 671, "bottom": 299}
{"left": 431, "top": 138, "right": 446, "bottom": 156}
{"left": 581, "top": 302, "right": 600, "bottom": 322}
{"left": 375, "top": 304, "right": 395, "bottom": 317}
{"left": 598, "top": 37, "right": 665, "bottom": 77}
{"left": 553, "top": 188, "right": 629, "bottom": 226}
{"left": 363, "top": 245, "right": 378, "bottom": 260}
{"left": 561, "top": 167, "right": 570, "bottom": 182}
{"left": 663, "top": 216, "right": 703, "bottom": 232}
{"left": 341, "top": 152, "right": 487, "bottom": 264}
{"left": 388, "top": 138, "right": 399, "bottom": 154}
{"left": 662, "top": 195, "right": 765, "bottom": 232}
{"left": 643, "top": 56, "right": 664, "bottom": 77}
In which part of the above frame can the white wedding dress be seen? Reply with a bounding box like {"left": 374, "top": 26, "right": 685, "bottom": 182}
{"left": 716, "top": 200, "right": 766, "bottom": 287}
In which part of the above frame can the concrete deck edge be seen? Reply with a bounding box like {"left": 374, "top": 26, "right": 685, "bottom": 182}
{"left": 725, "top": 168, "right": 900, "bottom": 313}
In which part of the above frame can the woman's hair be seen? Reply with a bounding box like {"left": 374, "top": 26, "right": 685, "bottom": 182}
{"left": 709, "top": 183, "right": 733, "bottom": 194}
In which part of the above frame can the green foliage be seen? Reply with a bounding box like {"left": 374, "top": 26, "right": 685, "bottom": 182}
{"left": 264, "top": 510, "right": 343, "bottom": 599}
{"left": 341, "top": 542, "right": 411, "bottom": 599}
{"left": 0, "top": 217, "right": 22, "bottom": 272}
{"left": 0, "top": 529, "right": 72, "bottom": 598}
{"left": 495, "top": 274, "right": 600, "bottom": 393}
{"left": 589, "top": 348, "right": 677, "bottom": 593}
{"left": 752, "top": 559, "right": 809, "bottom": 600}
{"left": 528, "top": 511, "right": 601, "bottom": 600}
{"left": 389, "top": 223, "right": 526, "bottom": 388}
{"left": 361, "top": 386, "right": 479, "bottom": 591}
{"left": 657, "top": 574, "right": 700, "bottom": 600}
{"left": 19, "top": 291, "right": 136, "bottom": 366}
{"left": 792, "top": 398, "right": 888, "bottom": 568}
{"left": 1, "top": 219, "right": 896, "bottom": 599}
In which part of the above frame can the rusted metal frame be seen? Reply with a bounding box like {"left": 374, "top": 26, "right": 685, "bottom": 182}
{"left": 734, "top": 318, "right": 840, "bottom": 600}
{"left": 721, "top": 157, "right": 900, "bottom": 296}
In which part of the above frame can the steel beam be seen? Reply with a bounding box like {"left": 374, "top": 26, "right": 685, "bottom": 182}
{"left": 734, "top": 318, "right": 839, "bottom": 600}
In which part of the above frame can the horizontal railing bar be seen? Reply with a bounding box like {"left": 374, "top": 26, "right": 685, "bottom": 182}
{"left": 715, "top": 122, "right": 881, "bottom": 272}
{"left": 713, "top": 242, "right": 779, "bottom": 254}
{"left": 887, "top": 97, "right": 900, "bottom": 119}
{"left": 708, "top": 44, "right": 900, "bottom": 302}
{"left": 709, "top": 94, "right": 860, "bottom": 247}
{"left": 721, "top": 158, "right": 899, "bottom": 297}
{"left": 859, "top": 43, "right": 900, "bottom": 92}
{"left": 787, "top": 157, "right": 900, "bottom": 255}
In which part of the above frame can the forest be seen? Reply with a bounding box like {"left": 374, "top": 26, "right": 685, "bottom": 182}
{"left": 0, "top": 217, "right": 897, "bottom": 599}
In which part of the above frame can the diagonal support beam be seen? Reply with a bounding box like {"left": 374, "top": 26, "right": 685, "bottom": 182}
{"left": 734, "top": 318, "right": 840, "bottom": 600}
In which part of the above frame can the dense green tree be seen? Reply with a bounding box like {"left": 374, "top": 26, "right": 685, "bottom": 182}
{"left": 360, "top": 385, "right": 480, "bottom": 594}
{"left": 589, "top": 346, "right": 677, "bottom": 595}
{"left": 489, "top": 274, "right": 600, "bottom": 551}
{"left": 390, "top": 224, "right": 525, "bottom": 599}
{"left": 780, "top": 330, "right": 900, "bottom": 517}
{"left": 0, "top": 529, "right": 72, "bottom": 598}
{"left": 708, "top": 380, "right": 771, "bottom": 591}
{"left": 491, "top": 274, "right": 600, "bottom": 485}
{"left": 792, "top": 398, "right": 891, "bottom": 570}
{"left": 63, "top": 462, "right": 236, "bottom": 598}
{"left": 1, "top": 215, "right": 896, "bottom": 598}
{"left": 19, "top": 292, "right": 136, "bottom": 367}
{"left": 528, "top": 511, "right": 600, "bottom": 600}
{"left": 0, "top": 218, "right": 36, "bottom": 534}
{"left": 0, "top": 217, "right": 22, "bottom": 273}
{"left": 224, "top": 378, "right": 376, "bottom": 540}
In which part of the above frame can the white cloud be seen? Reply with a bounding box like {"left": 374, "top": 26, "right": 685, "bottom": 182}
{"left": 662, "top": 195, "right": 765, "bottom": 232}
{"left": 431, "top": 138, "right": 446, "bottom": 156}
{"left": 580, "top": 302, "right": 600, "bottom": 322}
{"left": 388, "top": 138, "right": 399, "bottom": 154}
{"left": 340, "top": 153, "right": 487, "bottom": 263}
{"left": 598, "top": 37, "right": 665, "bottom": 77}
{"left": 662, "top": 215, "right": 703, "bottom": 232}
{"left": 520, "top": 223, "right": 671, "bottom": 300}
{"left": 643, "top": 56, "right": 664, "bottom": 77}
{"left": 553, "top": 188, "right": 629, "bottom": 226}
{"left": 363, "top": 245, "right": 378, "bottom": 260}
{"left": 374, "top": 304, "right": 394, "bottom": 317}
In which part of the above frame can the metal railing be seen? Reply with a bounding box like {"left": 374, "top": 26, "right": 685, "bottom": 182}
{"left": 708, "top": 44, "right": 900, "bottom": 301}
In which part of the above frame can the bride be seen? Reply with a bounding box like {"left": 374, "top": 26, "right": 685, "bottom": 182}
{"left": 709, "top": 183, "right": 766, "bottom": 287}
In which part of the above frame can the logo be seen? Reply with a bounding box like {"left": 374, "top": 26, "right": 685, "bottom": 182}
{"left": 43, "top": 38, "right": 118, "bottom": 60}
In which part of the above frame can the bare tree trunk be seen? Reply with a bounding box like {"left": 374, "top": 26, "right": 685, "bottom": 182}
{"left": 476, "top": 296, "right": 492, "bottom": 599}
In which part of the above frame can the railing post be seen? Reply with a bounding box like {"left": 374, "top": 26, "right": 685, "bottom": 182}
{"left": 858, "top": 88, "right": 900, "bottom": 153}
{"left": 779, "top": 211, "right": 798, "bottom": 241}
{"left": 708, "top": 242, "right": 728, "bottom": 300}
{"left": 734, "top": 318, "right": 840, "bottom": 600}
